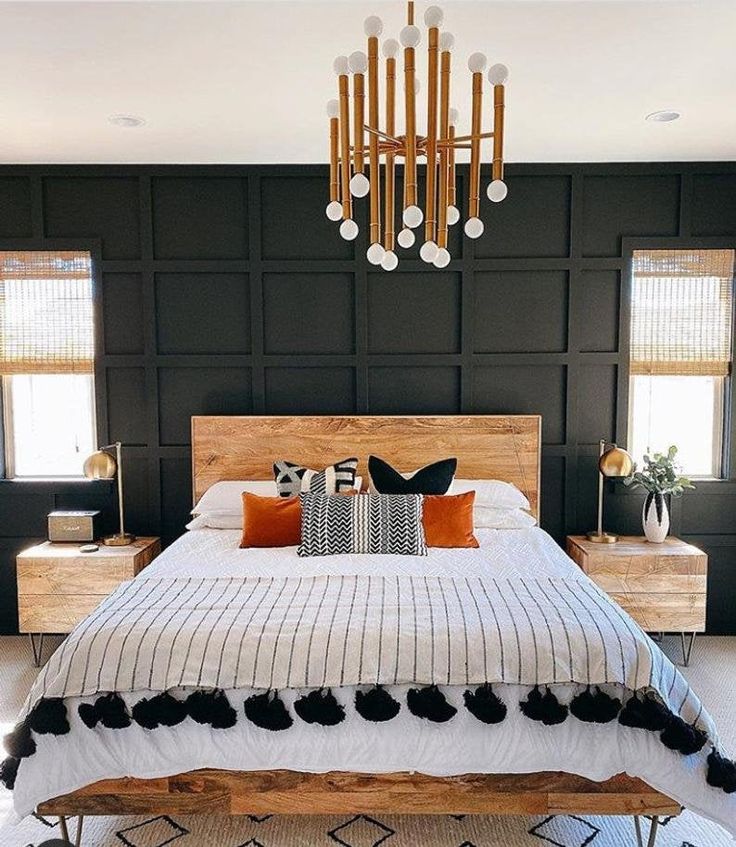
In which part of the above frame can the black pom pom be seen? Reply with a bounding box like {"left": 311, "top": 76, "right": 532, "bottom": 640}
{"left": 28, "top": 698, "right": 69, "bottom": 736}
{"left": 0, "top": 757, "right": 19, "bottom": 791}
{"left": 463, "top": 684, "right": 507, "bottom": 725}
{"left": 3, "top": 721, "right": 36, "bottom": 759}
{"left": 244, "top": 691, "right": 293, "bottom": 731}
{"left": 659, "top": 715, "right": 707, "bottom": 756}
{"left": 407, "top": 685, "right": 457, "bottom": 723}
{"left": 132, "top": 692, "right": 187, "bottom": 730}
{"left": 95, "top": 693, "right": 131, "bottom": 729}
{"left": 707, "top": 749, "right": 736, "bottom": 794}
{"left": 355, "top": 686, "right": 401, "bottom": 722}
{"left": 78, "top": 703, "right": 99, "bottom": 729}
{"left": 569, "top": 686, "right": 621, "bottom": 724}
{"left": 186, "top": 689, "right": 237, "bottom": 729}
{"left": 293, "top": 689, "right": 346, "bottom": 726}
{"left": 618, "top": 692, "right": 671, "bottom": 732}
{"left": 520, "top": 686, "right": 568, "bottom": 725}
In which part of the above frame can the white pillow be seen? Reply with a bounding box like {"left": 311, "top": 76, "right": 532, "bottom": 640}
{"left": 474, "top": 506, "right": 537, "bottom": 530}
{"left": 191, "top": 480, "right": 277, "bottom": 515}
{"left": 189, "top": 478, "right": 363, "bottom": 528}
{"left": 452, "top": 479, "right": 530, "bottom": 511}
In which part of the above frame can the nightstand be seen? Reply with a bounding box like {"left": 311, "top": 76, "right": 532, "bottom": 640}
{"left": 566, "top": 535, "right": 707, "bottom": 666}
{"left": 17, "top": 537, "right": 160, "bottom": 666}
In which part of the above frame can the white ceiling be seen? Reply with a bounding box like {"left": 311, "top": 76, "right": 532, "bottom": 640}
{"left": 1, "top": 0, "right": 735, "bottom": 164}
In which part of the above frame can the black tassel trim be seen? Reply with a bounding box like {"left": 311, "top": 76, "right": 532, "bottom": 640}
{"left": 293, "top": 689, "right": 346, "bottom": 726}
{"left": 569, "top": 686, "right": 621, "bottom": 724}
{"left": 463, "top": 684, "right": 506, "bottom": 725}
{"left": 244, "top": 691, "right": 293, "bottom": 731}
{"left": 618, "top": 692, "right": 671, "bottom": 732}
{"left": 132, "top": 692, "right": 187, "bottom": 730}
{"left": 3, "top": 720, "right": 36, "bottom": 759}
{"left": 95, "top": 693, "right": 131, "bottom": 729}
{"left": 28, "top": 698, "right": 69, "bottom": 736}
{"left": 78, "top": 703, "right": 99, "bottom": 729}
{"left": 186, "top": 689, "right": 237, "bottom": 729}
{"left": 355, "top": 686, "right": 401, "bottom": 722}
{"left": 407, "top": 685, "right": 457, "bottom": 723}
{"left": 0, "top": 756, "right": 19, "bottom": 791}
{"left": 520, "top": 686, "right": 568, "bottom": 725}
{"left": 707, "top": 749, "right": 736, "bottom": 794}
{"left": 660, "top": 715, "right": 707, "bottom": 756}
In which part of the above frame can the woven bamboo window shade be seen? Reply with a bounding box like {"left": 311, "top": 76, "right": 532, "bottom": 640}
{"left": 631, "top": 249, "right": 735, "bottom": 376}
{"left": 0, "top": 251, "right": 94, "bottom": 374}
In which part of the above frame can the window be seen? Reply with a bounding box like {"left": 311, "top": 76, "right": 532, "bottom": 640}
{"left": 628, "top": 249, "right": 734, "bottom": 478}
{"left": 0, "top": 251, "right": 96, "bottom": 477}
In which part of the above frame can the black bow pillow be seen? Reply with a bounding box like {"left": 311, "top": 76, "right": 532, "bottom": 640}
{"left": 368, "top": 455, "right": 457, "bottom": 495}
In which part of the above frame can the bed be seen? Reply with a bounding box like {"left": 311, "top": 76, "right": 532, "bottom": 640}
{"left": 3, "top": 415, "right": 735, "bottom": 847}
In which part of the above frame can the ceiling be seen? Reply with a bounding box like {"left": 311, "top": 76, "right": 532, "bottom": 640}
{"left": 1, "top": 0, "right": 735, "bottom": 164}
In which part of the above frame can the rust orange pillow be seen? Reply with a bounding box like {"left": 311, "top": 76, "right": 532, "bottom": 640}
{"left": 240, "top": 492, "right": 301, "bottom": 548}
{"left": 422, "top": 491, "right": 479, "bottom": 548}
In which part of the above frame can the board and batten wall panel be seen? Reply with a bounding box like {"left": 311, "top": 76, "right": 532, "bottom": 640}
{"left": 0, "top": 163, "right": 734, "bottom": 634}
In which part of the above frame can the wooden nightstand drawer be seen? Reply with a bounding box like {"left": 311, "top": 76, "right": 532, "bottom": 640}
{"left": 18, "top": 594, "right": 106, "bottom": 634}
{"left": 17, "top": 559, "right": 136, "bottom": 595}
{"left": 607, "top": 592, "right": 706, "bottom": 633}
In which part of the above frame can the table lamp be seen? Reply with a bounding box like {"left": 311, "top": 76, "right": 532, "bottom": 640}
{"left": 587, "top": 439, "right": 634, "bottom": 544}
{"left": 82, "top": 441, "right": 135, "bottom": 546}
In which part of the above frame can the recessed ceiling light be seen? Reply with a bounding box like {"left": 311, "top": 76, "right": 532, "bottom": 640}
{"left": 645, "top": 110, "right": 681, "bottom": 123}
{"left": 108, "top": 115, "right": 146, "bottom": 128}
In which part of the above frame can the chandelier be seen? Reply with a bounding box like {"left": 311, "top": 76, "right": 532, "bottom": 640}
{"left": 325, "top": 1, "right": 508, "bottom": 271}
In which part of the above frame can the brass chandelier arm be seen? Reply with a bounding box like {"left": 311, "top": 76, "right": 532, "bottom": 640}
{"left": 329, "top": 117, "right": 340, "bottom": 203}
{"left": 367, "top": 34, "right": 381, "bottom": 245}
{"left": 424, "top": 24, "right": 439, "bottom": 245}
{"left": 338, "top": 72, "right": 353, "bottom": 220}
{"left": 448, "top": 122, "right": 457, "bottom": 209}
{"left": 492, "top": 83, "right": 505, "bottom": 181}
{"left": 442, "top": 131, "right": 494, "bottom": 144}
{"left": 384, "top": 54, "right": 397, "bottom": 252}
{"left": 468, "top": 70, "right": 483, "bottom": 219}
{"left": 364, "top": 125, "right": 402, "bottom": 145}
{"left": 353, "top": 72, "right": 366, "bottom": 174}
{"left": 403, "top": 43, "right": 418, "bottom": 209}
{"left": 437, "top": 45, "right": 451, "bottom": 250}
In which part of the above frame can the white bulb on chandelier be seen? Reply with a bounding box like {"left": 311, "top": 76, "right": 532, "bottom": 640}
{"left": 487, "top": 63, "right": 509, "bottom": 85}
{"left": 424, "top": 6, "right": 444, "bottom": 28}
{"left": 397, "top": 228, "right": 416, "bottom": 249}
{"left": 383, "top": 38, "right": 400, "bottom": 59}
{"left": 449, "top": 107, "right": 459, "bottom": 126}
{"left": 447, "top": 205, "right": 460, "bottom": 225}
{"left": 403, "top": 205, "right": 423, "bottom": 228}
{"left": 464, "top": 217, "right": 484, "bottom": 239}
{"left": 487, "top": 179, "right": 508, "bottom": 202}
{"left": 468, "top": 52, "right": 487, "bottom": 74}
{"left": 333, "top": 55, "right": 350, "bottom": 76}
{"left": 348, "top": 51, "right": 368, "bottom": 74}
{"left": 325, "top": 201, "right": 343, "bottom": 222}
{"left": 326, "top": 99, "right": 339, "bottom": 119}
{"left": 439, "top": 32, "right": 455, "bottom": 52}
{"left": 364, "top": 15, "right": 384, "bottom": 37}
{"left": 350, "top": 172, "right": 370, "bottom": 198}
{"left": 367, "top": 242, "right": 386, "bottom": 265}
{"left": 420, "top": 240, "right": 439, "bottom": 263}
{"left": 433, "top": 248, "right": 451, "bottom": 268}
{"left": 400, "top": 24, "right": 421, "bottom": 48}
{"left": 381, "top": 250, "right": 399, "bottom": 271}
{"left": 340, "top": 219, "right": 359, "bottom": 241}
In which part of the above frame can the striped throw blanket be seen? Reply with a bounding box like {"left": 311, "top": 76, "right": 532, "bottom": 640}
{"left": 23, "top": 573, "right": 707, "bottom": 731}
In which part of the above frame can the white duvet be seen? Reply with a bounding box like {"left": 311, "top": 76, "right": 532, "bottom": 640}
{"left": 12, "top": 528, "right": 736, "bottom": 837}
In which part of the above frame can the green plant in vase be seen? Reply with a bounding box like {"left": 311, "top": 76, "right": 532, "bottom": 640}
{"left": 623, "top": 446, "right": 695, "bottom": 543}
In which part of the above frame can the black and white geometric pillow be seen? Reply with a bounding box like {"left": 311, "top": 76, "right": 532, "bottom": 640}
{"left": 273, "top": 457, "right": 358, "bottom": 498}
{"left": 298, "top": 492, "right": 427, "bottom": 557}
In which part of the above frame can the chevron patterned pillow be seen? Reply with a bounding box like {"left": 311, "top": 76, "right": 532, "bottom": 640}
{"left": 298, "top": 493, "right": 427, "bottom": 557}
{"left": 273, "top": 457, "right": 358, "bottom": 497}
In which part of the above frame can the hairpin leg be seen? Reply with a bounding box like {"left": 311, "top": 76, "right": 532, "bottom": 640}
{"left": 680, "top": 632, "right": 696, "bottom": 666}
{"left": 29, "top": 633, "right": 44, "bottom": 667}
{"left": 74, "top": 815, "right": 84, "bottom": 847}
{"left": 59, "top": 815, "right": 70, "bottom": 841}
{"left": 647, "top": 816, "right": 660, "bottom": 847}
{"left": 633, "top": 815, "right": 660, "bottom": 847}
{"left": 634, "top": 815, "right": 644, "bottom": 847}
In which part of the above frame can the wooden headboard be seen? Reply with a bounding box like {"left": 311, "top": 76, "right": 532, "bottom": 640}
{"left": 191, "top": 415, "right": 542, "bottom": 519}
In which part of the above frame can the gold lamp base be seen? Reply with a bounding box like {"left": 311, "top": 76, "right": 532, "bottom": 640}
{"left": 102, "top": 533, "right": 136, "bottom": 547}
{"left": 586, "top": 531, "right": 619, "bottom": 544}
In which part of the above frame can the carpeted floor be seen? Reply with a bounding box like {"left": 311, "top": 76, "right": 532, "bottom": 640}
{"left": 1, "top": 633, "right": 734, "bottom": 847}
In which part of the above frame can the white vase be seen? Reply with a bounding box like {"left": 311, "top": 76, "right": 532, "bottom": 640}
{"left": 642, "top": 493, "right": 670, "bottom": 543}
